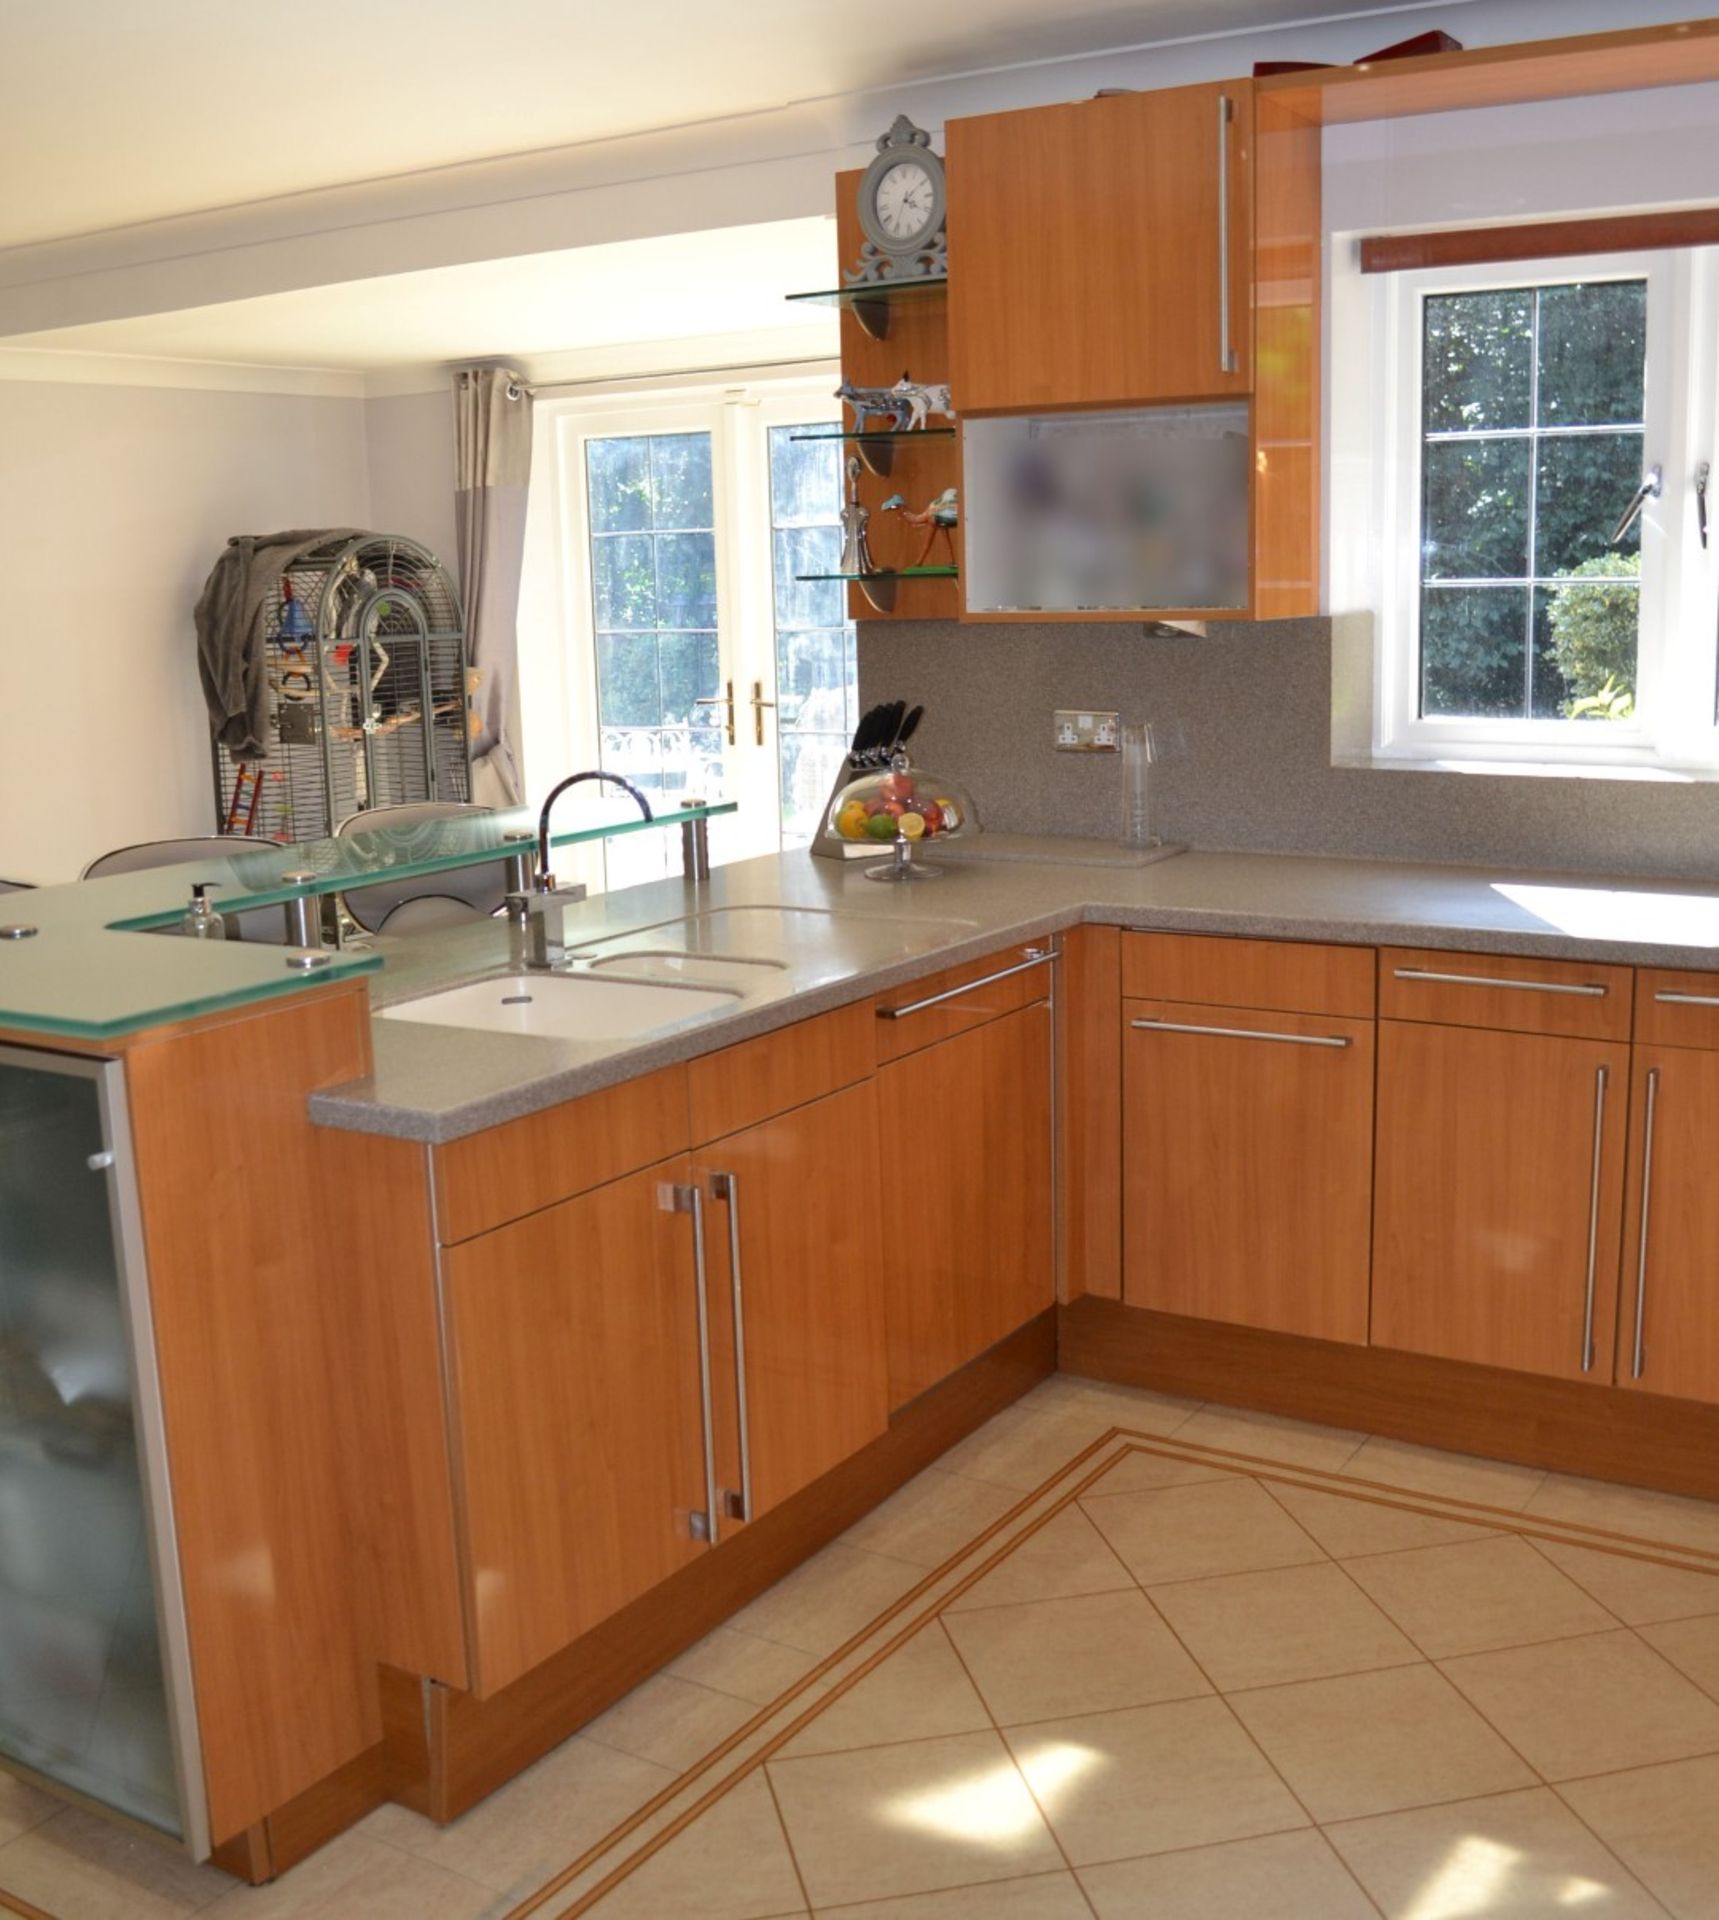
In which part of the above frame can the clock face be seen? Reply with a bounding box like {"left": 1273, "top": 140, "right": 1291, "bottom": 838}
{"left": 873, "top": 160, "right": 936, "bottom": 242}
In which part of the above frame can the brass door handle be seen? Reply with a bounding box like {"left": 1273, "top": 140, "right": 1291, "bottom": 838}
{"left": 749, "top": 680, "right": 777, "bottom": 747}
{"left": 693, "top": 679, "right": 736, "bottom": 747}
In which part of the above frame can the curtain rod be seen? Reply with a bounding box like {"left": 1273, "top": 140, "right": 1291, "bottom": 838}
{"left": 524, "top": 354, "right": 839, "bottom": 396}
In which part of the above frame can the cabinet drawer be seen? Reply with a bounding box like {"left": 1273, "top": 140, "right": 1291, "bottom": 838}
{"left": 1379, "top": 947, "right": 1632, "bottom": 1042}
{"left": 688, "top": 1002, "right": 873, "bottom": 1145}
{"left": 874, "top": 943, "right": 1055, "bottom": 1064}
{"left": 1634, "top": 969, "right": 1719, "bottom": 1051}
{"left": 1121, "top": 932, "right": 1374, "bottom": 1018}
{"left": 434, "top": 1066, "right": 689, "bottom": 1244}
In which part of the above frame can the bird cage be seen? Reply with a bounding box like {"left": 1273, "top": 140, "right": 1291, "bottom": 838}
{"left": 211, "top": 533, "right": 474, "bottom": 842}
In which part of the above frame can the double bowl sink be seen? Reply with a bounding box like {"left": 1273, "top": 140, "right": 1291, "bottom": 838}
{"left": 378, "top": 904, "right": 971, "bottom": 1043}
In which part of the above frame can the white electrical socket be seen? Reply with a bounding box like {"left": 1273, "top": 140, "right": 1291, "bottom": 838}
{"left": 1054, "top": 709, "right": 1121, "bottom": 752}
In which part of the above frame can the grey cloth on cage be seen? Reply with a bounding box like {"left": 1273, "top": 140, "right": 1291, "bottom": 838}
{"left": 194, "top": 529, "right": 360, "bottom": 761}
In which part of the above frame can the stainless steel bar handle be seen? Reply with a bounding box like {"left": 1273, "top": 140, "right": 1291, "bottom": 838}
{"left": 1632, "top": 1068, "right": 1660, "bottom": 1382}
{"left": 1130, "top": 1017, "right": 1350, "bottom": 1049}
{"left": 660, "top": 1181, "right": 721, "bottom": 1544}
{"left": 1392, "top": 967, "right": 1607, "bottom": 998}
{"left": 878, "top": 948, "right": 1058, "bottom": 1020}
{"left": 1216, "top": 95, "right": 1236, "bottom": 375}
{"left": 1580, "top": 1065, "right": 1608, "bottom": 1373}
{"left": 1654, "top": 991, "right": 1719, "bottom": 1008}
{"left": 709, "top": 1171, "right": 753, "bottom": 1525}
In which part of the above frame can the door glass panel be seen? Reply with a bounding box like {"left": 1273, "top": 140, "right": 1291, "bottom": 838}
{"left": 0, "top": 1059, "right": 183, "bottom": 1837}
{"left": 768, "top": 426, "right": 857, "bottom": 848}
{"left": 585, "top": 432, "right": 727, "bottom": 889}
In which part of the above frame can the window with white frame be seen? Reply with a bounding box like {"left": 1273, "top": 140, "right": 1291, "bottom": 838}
{"left": 1363, "top": 246, "right": 1718, "bottom": 770}
{"left": 528, "top": 376, "right": 858, "bottom": 892}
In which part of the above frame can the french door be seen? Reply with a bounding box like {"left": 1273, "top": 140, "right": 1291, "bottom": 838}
{"left": 530, "top": 378, "right": 857, "bottom": 893}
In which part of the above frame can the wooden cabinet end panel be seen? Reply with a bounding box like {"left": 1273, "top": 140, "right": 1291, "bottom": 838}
{"left": 1121, "top": 931, "right": 1374, "bottom": 1018}
{"left": 1122, "top": 998, "right": 1374, "bottom": 1344}
{"left": 688, "top": 1002, "right": 873, "bottom": 1145}
{"left": 433, "top": 1065, "right": 690, "bottom": 1243}
{"left": 123, "top": 992, "right": 382, "bottom": 1843}
{"left": 1379, "top": 946, "right": 1632, "bottom": 1041}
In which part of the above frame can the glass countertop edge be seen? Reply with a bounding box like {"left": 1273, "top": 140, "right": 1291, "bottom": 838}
{"left": 105, "top": 802, "right": 741, "bottom": 930}
{"left": 0, "top": 950, "right": 384, "bottom": 1042}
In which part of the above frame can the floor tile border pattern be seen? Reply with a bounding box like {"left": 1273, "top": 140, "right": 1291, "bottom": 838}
{"left": 511, "top": 1429, "right": 1719, "bottom": 1919}
{"left": 7, "top": 1423, "right": 1719, "bottom": 1920}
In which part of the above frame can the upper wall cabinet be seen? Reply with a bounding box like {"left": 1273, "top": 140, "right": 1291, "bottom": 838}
{"left": 947, "top": 82, "right": 1254, "bottom": 413}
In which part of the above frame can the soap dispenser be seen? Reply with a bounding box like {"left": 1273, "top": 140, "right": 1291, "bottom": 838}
{"left": 180, "top": 882, "right": 227, "bottom": 941}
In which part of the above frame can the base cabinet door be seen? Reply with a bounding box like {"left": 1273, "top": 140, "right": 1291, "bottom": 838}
{"left": 695, "top": 1079, "right": 890, "bottom": 1526}
{"left": 878, "top": 1000, "right": 1054, "bottom": 1408}
{"left": 1620, "top": 1045, "right": 1719, "bottom": 1404}
{"left": 1372, "top": 1021, "right": 1628, "bottom": 1382}
{"left": 1122, "top": 1000, "right": 1374, "bottom": 1342}
{"left": 442, "top": 1159, "right": 710, "bottom": 1695}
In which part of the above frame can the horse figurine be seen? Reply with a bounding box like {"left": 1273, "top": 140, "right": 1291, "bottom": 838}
{"left": 880, "top": 487, "right": 959, "bottom": 568}
{"left": 836, "top": 372, "right": 956, "bottom": 434}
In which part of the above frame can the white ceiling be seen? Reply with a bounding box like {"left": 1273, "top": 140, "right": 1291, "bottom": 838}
{"left": 1, "top": 0, "right": 1423, "bottom": 251}
{"left": 0, "top": 219, "right": 842, "bottom": 372}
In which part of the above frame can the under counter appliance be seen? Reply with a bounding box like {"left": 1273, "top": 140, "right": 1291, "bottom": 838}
{"left": 0, "top": 1047, "right": 206, "bottom": 1853}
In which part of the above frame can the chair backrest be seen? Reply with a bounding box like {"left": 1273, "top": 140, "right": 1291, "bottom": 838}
{"left": 335, "top": 803, "right": 505, "bottom": 934}
{"left": 81, "top": 836, "right": 286, "bottom": 943}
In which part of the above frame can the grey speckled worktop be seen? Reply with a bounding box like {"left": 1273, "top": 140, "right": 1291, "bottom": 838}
{"left": 309, "top": 837, "right": 1719, "bottom": 1144}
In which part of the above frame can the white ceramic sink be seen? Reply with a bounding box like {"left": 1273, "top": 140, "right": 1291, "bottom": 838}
{"left": 379, "top": 972, "right": 739, "bottom": 1041}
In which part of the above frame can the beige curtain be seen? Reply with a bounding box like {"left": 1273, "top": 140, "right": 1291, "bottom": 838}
{"left": 454, "top": 367, "right": 531, "bottom": 805}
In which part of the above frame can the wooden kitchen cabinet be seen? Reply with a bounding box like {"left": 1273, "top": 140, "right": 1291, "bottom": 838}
{"left": 440, "top": 1160, "right": 711, "bottom": 1695}
{"left": 1618, "top": 973, "right": 1719, "bottom": 1404}
{"left": 1372, "top": 1019, "right": 1629, "bottom": 1382}
{"left": 947, "top": 81, "right": 1254, "bottom": 411}
{"left": 1121, "top": 996, "right": 1375, "bottom": 1343}
{"left": 879, "top": 997, "right": 1054, "bottom": 1408}
{"left": 696, "top": 1079, "right": 890, "bottom": 1524}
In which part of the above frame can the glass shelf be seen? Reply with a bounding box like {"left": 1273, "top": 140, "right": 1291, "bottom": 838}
{"left": 111, "top": 802, "right": 740, "bottom": 931}
{"left": 789, "top": 427, "right": 956, "bottom": 478}
{"left": 785, "top": 276, "right": 948, "bottom": 341}
{"left": 796, "top": 568, "right": 959, "bottom": 615}
{"left": 0, "top": 802, "right": 737, "bottom": 1039}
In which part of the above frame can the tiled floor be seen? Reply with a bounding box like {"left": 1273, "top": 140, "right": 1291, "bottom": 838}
{"left": 8, "top": 1376, "right": 1719, "bottom": 1917}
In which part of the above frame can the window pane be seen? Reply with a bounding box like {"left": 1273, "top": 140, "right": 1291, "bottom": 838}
{"left": 1537, "top": 282, "right": 1648, "bottom": 426}
{"left": 767, "top": 425, "right": 857, "bottom": 851}
{"left": 1422, "top": 438, "right": 1531, "bottom": 579}
{"left": 658, "top": 630, "right": 718, "bottom": 725}
{"left": 592, "top": 533, "right": 656, "bottom": 629}
{"left": 1539, "top": 570, "right": 1641, "bottom": 717}
{"left": 770, "top": 432, "right": 843, "bottom": 525}
{"left": 655, "top": 531, "right": 718, "bottom": 630}
{"left": 1421, "top": 586, "right": 1530, "bottom": 718}
{"left": 650, "top": 434, "right": 714, "bottom": 529}
{"left": 773, "top": 527, "right": 845, "bottom": 626}
{"left": 1536, "top": 431, "right": 1645, "bottom": 574}
{"left": 1423, "top": 291, "right": 1533, "bottom": 433}
{"left": 596, "top": 634, "right": 660, "bottom": 726}
{"left": 587, "top": 437, "right": 651, "bottom": 532}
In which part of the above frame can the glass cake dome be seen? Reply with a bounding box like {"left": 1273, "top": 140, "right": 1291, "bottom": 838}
{"left": 822, "top": 751, "right": 978, "bottom": 881}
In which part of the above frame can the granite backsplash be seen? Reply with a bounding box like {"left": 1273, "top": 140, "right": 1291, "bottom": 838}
{"left": 856, "top": 617, "right": 1719, "bottom": 882}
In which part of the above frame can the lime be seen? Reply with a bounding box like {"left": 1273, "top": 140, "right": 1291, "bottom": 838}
{"left": 866, "top": 813, "right": 899, "bottom": 841}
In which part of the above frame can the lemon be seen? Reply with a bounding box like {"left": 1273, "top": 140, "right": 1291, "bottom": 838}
{"left": 899, "top": 811, "right": 926, "bottom": 839}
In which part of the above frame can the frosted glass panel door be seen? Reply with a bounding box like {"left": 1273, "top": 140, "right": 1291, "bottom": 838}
{"left": 0, "top": 1051, "right": 194, "bottom": 1844}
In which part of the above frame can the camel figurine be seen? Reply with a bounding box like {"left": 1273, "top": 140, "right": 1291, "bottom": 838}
{"left": 880, "top": 486, "right": 959, "bottom": 568}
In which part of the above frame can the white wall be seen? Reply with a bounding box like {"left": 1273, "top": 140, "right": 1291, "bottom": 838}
{"left": 364, "top": 388, "right": 458, "bottom": 565}
{"left": 0, "top": 378, "right": 370, "bottom": 883}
